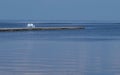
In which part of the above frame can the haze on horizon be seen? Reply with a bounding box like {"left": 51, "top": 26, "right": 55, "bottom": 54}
{"left": 0, "top": 0, "right": 120, "bottom": 20}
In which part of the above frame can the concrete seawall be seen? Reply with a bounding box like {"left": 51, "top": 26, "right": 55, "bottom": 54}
{"left": 0, "top": 26, "right": 85, "bottom": 32}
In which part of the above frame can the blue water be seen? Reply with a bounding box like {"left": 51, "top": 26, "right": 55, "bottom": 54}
{"left": 0, "top": 21, "right": 120, "bottom": 75}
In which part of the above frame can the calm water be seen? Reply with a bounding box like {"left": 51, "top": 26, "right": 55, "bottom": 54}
{"left": 0, "top": 21, "right": 120, "bottom": 75}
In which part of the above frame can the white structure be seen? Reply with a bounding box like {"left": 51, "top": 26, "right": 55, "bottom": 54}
{"left": 27, "top": 23, "right": 35, "bottom": 28}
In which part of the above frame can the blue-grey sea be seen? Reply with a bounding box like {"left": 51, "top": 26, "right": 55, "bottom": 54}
{"left": 0, "top": 20, "right": 120, "bottom": 75}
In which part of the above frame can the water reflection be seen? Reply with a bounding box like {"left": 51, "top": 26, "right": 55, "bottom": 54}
{"left": 0, "top": 39, "right": 120, "bottom": 75}
{"left": 0, "top": 30, "right": 120, "bottom": 75}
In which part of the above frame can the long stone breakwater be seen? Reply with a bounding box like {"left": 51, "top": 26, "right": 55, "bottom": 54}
{"left": 0, "top": 26, "right": 85, "bottom": 32}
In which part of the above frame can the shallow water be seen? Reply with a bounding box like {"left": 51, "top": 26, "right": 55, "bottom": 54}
{"left": 0, "top": 22, "right": 120, "bottom": 75}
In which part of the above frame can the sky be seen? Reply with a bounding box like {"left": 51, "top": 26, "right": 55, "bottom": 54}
{"left": 0, "top": 0, "right": 120, "bottom": 20}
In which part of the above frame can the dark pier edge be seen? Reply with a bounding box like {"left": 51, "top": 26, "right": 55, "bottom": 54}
{"left": 0, "top": 26, "right": 85, "bottom": 32}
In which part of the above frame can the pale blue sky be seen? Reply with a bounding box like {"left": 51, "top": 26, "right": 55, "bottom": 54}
{"left": 0, "top": 0, "right": 120, "bottom": 20}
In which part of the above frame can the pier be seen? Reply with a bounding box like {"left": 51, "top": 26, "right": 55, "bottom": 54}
{"left": 0, "top": 26, "right": 85, "bottom": 32}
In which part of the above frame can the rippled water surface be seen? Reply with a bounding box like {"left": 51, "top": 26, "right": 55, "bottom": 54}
{"left": 0, "top": 22, "right": 120, "bottom": 75}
